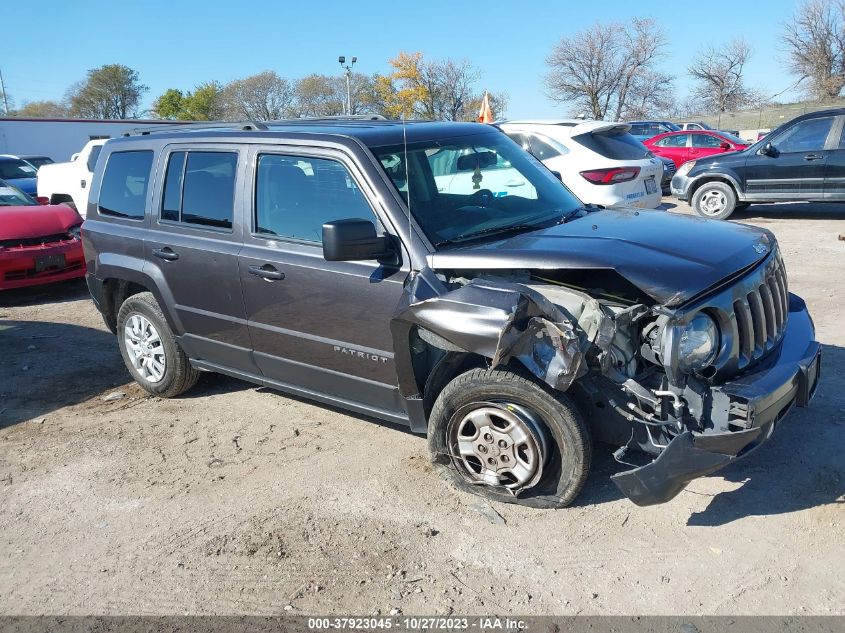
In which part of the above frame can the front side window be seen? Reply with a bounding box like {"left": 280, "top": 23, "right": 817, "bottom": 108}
{"left": 692, "top": 134, "right": 724, "bottom": 148}
{"left": 160, "top": 151, "right": 237, "bottom": 229}
{"left": 98, "top": 150, "right": 153, "bottom": 219}
{"left": 772, "top": 117, "right": 834, "bottom": 154}
{"left": 255, "top": 154, "right": 378, "bottom": 243}
{"left": 373, "top": 132, "right": 583, "bottom": 248}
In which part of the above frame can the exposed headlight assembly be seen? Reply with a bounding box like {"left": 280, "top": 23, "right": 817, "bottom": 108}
{"left": 676, "top": 313, "right": 719, "bottom": 373}
{"left": 676, "top": 160, "right": 696, "bottom": 177}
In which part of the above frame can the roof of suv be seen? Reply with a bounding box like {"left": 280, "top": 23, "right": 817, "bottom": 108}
{"left": 110, "top": 120, "right": 495, "bottom": 149}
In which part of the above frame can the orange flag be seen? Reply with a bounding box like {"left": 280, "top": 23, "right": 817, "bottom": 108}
{"left": 477, "top": 91, "right": 493, "bottom": 124}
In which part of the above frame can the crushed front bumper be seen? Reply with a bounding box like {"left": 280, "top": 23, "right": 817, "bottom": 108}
{"left": 612, "top": 294, "right": 821, "bottom": 506}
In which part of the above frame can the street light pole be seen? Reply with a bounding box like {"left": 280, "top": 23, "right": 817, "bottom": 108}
{"left": 338, "top": 56, "right": 357, "bottom": 116}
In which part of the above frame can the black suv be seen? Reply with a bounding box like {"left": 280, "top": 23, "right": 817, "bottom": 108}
{"left": 672, "top": 108, "right": 845, "bottom": 219}
{"left": 82, "top": 118, "right": 820, "bottom": 508}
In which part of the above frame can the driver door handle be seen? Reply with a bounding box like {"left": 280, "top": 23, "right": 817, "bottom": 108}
{"left": 248, "top": 264, "right": 285, "bottom": 281}
{"left": 804, "top": 153, "right": 824, "bottom": 161}
{"left": 152, "top": 247, "right": 179, "bottom": 261}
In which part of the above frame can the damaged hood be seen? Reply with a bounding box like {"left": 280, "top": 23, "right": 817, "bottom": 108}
{"left": 428, "top": 209, "right": 773, "bottom": 307}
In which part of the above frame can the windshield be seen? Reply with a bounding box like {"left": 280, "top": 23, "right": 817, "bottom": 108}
{"left": 373, "top": 132, "right": 583, "bottom": 247}
{"left": 0, "top": 180, "right": 37, "bottom": 206}
{"left": 0, "top": 159, "right": 37, "bottom": 180}
{"left": 719, "top": 132, "right": 748, "bottom": 145}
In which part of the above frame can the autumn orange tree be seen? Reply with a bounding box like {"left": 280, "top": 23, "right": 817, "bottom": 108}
{"left": 375, "top": 51, "right": 506, "bottom": 120}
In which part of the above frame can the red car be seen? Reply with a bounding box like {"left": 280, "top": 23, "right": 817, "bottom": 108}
{"left": 0, "top": 179, "right": 85, "bottom": 291}
{"left": 644, "top": 130, "right": 749, "bottom": 168}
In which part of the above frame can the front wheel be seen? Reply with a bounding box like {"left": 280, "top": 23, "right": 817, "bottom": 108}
{"left": 428, "top": 368, "right": 591, "bottom": 508}
{"left": 691, "top": 181, "right": 737, "bottom": 220}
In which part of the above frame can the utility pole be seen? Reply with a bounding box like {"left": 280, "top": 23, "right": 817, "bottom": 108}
{"left": 0, "top": 68, "right": 8, "bottom": 115}
{"left": 338, "top": 56, "right": 357, "bottom": 115}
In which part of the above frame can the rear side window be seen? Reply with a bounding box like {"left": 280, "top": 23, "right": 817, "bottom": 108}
{"left": 87, "top": 145, "right": 103, "bottom": 172}
{"left": 655, "top": 134, "right": 688, "bottom": 148}
{"left": 574, "top": 131, "right": 650, "bottom": 160}
{"left": 160, "top": 151, "right": 237, "bottom": 229}
{"left": 528, "top": 135, "right": 563, "bottom": 160}
{"left": 255, "top": 154, "right": 377, "bottom": 243}
{"left": 98, "top": 150, "right": 153, "bottom": 219}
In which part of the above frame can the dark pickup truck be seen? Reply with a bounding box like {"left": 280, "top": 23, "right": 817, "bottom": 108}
{"left": 81, "top": 118, "right": 821, "bottom": 508}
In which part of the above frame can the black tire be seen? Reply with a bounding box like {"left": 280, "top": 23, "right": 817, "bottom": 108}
{"left": 691, "top": 181, "right": 737, "bottom": 220}
{"left": 734, "top": 202, "right": 750, "bottom": 212}
{"left": 428, "top": 368, "right": 591, "bottom": 509}
{"left": 116, "top": 291, "right": 199, "bottom": 398}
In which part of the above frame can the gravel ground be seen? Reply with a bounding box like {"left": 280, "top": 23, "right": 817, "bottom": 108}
{"left": 0, "top": 200, "right": 842, "bottom": 616}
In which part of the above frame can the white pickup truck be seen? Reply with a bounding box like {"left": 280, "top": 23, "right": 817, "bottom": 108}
{"left": 37, "top": 139, "right": 107, "bottom": 217}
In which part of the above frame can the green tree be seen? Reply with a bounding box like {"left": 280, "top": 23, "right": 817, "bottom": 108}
{"left": 151, "top": 89, "right": 185, "bottom": 120}
{"left": 67, "top": 64, "right": 148, "bottom": 119}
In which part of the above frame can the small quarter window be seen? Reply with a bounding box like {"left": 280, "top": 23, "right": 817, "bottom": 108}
{"left": 161, "top": 151, "right": 186, "bottom": 222}
{"left": 98, "top": 150, "right": 153, "bottom": 219}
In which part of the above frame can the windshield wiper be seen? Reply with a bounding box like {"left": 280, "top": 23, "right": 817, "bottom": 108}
{"left": 435, "top": 223, "right": 542, "bottom": 248}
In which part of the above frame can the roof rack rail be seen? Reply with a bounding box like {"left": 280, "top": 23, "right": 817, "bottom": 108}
{"left": 122, "top": 120, "right": 268, "bottom": 137}
{"left": 265, "top": 114, "right": 388, "bottom": 124}
{"left": 121, "top": 114, "right": 390, "bottom": 137}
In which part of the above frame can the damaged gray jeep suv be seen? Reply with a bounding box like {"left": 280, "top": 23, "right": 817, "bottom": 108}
{"left": 82, "top": 118, "right": 821, "bottom": 507}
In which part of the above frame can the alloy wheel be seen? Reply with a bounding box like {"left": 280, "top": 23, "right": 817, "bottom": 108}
{"left": 123, "top": 314, "right": 166, "bottom": 383}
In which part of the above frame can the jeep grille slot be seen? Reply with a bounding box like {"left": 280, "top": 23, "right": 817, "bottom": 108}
{"left": 732, "top": 253, "right": 789, "bottom": 368}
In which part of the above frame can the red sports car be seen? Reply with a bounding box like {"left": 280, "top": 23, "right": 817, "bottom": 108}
{"left": 644, "top": 130, "right": 749, "bottom": 168}
{"left": 0, "top": 179, "right": 85, "bottom": 291}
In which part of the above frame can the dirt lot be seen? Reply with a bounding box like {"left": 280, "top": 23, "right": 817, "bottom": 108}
{"left": 0, "top": 200, "right": 843, "bottom": 616}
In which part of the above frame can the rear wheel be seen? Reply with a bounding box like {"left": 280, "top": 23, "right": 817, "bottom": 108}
{"left": 116, "top": 292, "right": 199, "bottom": 398}
{"left": 691, "top": 181, "right": 737, "bottom": 220}
{"left": 428, "top": 368, "right": 591, "bottom": 508}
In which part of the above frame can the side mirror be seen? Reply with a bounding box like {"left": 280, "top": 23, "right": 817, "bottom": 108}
{"left": 719, "top": 142, "right": 732, "bottom": 150}
{"left": 322, "top": 218, "right": 396, "bottom": 263}
{"left": 70, "top": 153, "right": 79, "bottom": 162}
{"left": 758, "top": 142, "right": 777, "bottom": 157}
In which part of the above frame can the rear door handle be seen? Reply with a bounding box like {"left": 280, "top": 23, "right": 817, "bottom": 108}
{"left": 152, "top": 247, "right": 179, "bottom": 261}
{"left": 804, "top": 154, "right": 824, "bottom": 161}
{"left": 248, "top": 264, "right": 285, "bottom": 281}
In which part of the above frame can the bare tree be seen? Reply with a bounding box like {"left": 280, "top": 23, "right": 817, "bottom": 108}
{"left": 688, "top": 39, "right": 754, "bottom": 112}
{"left": 783, "top": 0, "right": 845, "bottom": 100}
{"left": 544, "top": 19, "right": 669, "bottom": 120}
{"left": 222, "top": 71, "right": 296, "bottom": 120}
{"left": 15, "top": 100, "right": 70, "bottom": 118}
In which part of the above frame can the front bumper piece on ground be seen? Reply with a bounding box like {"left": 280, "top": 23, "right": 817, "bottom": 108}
{"left": 611, "top": 294, "right": 821, "bottom": 506}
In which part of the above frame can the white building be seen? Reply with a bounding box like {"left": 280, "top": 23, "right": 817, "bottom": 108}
{"left": 0, "top": 117, "right": 175, "bottom": 161}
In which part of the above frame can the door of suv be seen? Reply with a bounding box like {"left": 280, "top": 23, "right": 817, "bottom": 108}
{"left": 741, "top": 115, "right": 838, "bottom": 199}
{"left": 237, "top": 146, "right": 409, "bottom": 417}
{"left": 145, "top": 146, "right": 256, "bottom": 373}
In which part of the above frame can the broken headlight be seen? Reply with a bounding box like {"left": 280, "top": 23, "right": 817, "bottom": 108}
{"left": 677, "top": 313, "right": 719, "bottom": 373}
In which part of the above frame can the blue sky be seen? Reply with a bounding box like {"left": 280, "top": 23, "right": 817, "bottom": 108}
{"left": 4, "top": 0, "right": 802, "bottom": 119}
